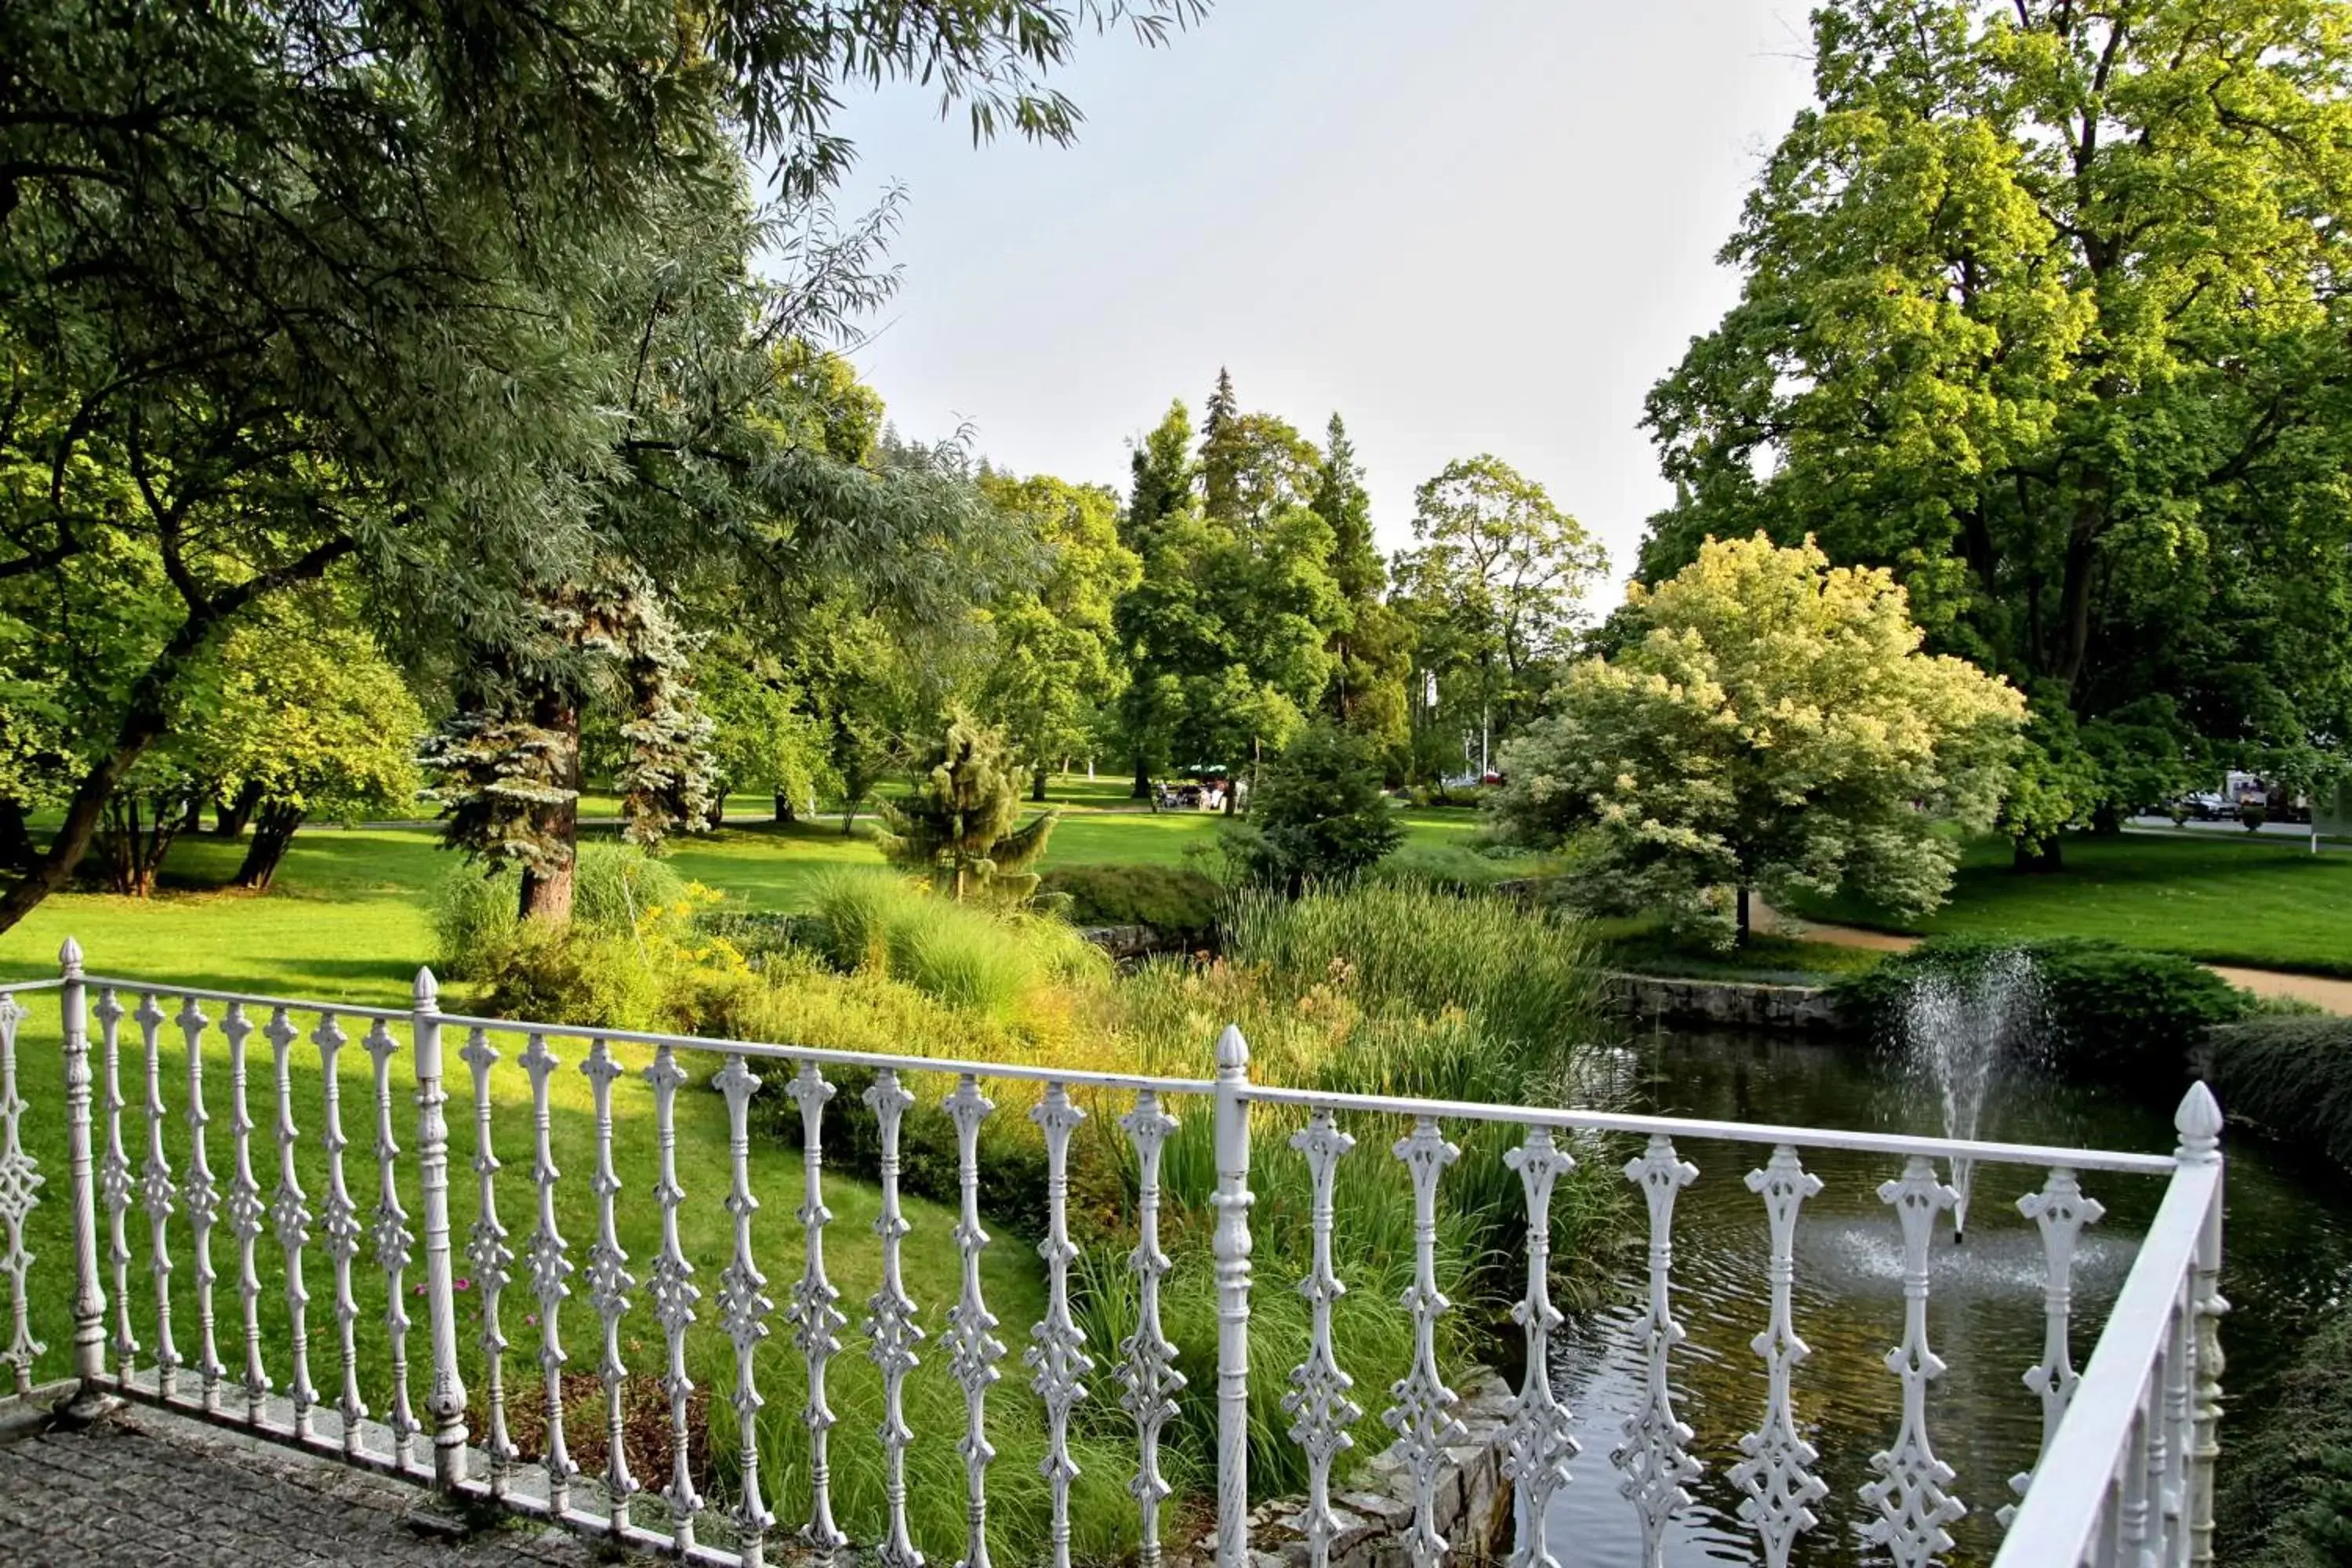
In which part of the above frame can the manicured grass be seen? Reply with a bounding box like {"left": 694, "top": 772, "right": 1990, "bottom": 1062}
{"left": 1781, "top": 830, "right": 2352, "bottom": 978}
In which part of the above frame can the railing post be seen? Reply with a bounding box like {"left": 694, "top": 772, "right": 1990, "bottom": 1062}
{"left": 1212, "top": 1025, "right": 1253, "bottom": 1568}
{"left": 59, "top": 938, "right": 116, "bottom": 1420}
{"left": 2178, "top": 1082, "right": 2225, "bottom": 1567}
{"left": 412, "top": 967, "right": 469, "bottom": 1491}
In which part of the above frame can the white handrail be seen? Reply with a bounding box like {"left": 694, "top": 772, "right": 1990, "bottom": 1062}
{"left": 1241, "top": 1083, "right": 2183, "bottom": 1174}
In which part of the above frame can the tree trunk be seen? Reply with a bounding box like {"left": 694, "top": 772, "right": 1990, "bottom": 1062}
{"left": 213, "top": 779, "right": 264, "bottom": 837}
{"left": 706, "top": 791, "right": 726, "bottom": 830}
{"left": 841, "top": 794, "right": 862, "bottom": 836}
{"left": 1736, "top": 884, "right": 1751, "bottom": 946}
{"left": 178, "top": 794, "right": 205, "bottom": 835}
{"left": 775, "top": 791, "right": 796, "bottom": 825}
{"left": 516, "top": 698, "right": 582, "bottom": 924}
{"left": 234, "top": 804, "right": 304, "bottom": 891}
{"left": 0, "top": 799, "right": 33, "bottom": 873}
{"left": 1031, "top": 766, "right": 1048, "bottom": 803}
{"left": 1131, "top": 751, "right": 1150, "bottom": 800}
{"left": 2013, "top": 839, "right": 2064, "bottom": 873}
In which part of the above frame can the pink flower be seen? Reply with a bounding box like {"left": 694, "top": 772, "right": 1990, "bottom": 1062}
{"left": 455, "top": 1277, "right": 472, "bottom": 1292}
{"left": 412, "top": 1282, "right": 426, "bottom": 1296}
{"left": 524, "top": 1314, "right": 538, "bottom": 1327}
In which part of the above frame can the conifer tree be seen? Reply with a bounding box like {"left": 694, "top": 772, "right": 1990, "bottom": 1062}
{"left": 873, "top": 713, "right": 1057, "bottom": 902}
{"left": 1198, "top": 366, "right": 1245, "bottom": 525}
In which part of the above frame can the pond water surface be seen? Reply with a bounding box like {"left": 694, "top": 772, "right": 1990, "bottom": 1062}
{"left": 1540, "top": 1027, "right": 2352, "bottom": 1566}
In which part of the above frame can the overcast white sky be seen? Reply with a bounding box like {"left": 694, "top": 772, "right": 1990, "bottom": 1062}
{"left": 819, "top": 1, "right": 1818, "bottom": 583}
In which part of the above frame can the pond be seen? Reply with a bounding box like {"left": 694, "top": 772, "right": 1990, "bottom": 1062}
{"left": 1543, "top": 1025, "right": 2352, "bottom": 1566}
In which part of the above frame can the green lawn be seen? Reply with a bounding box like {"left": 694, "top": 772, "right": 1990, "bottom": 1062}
{"left": 1781, "top": 829, "right": 2352, "bottom": 977}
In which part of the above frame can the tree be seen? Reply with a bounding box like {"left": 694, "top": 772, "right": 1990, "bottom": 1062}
{"left": 977, "top": 472, "right": 1139, "bottom": 798}
{"left": 0, "top": 0, "right": 1202, "bottom": 934}
{"left": 1492, "top": 534, "right": 2025, "bottom": 943}
{"left": 192, "top": 597, "right": 426, "bottom": 891}
{"left": 1639, "top": 0, "right": 2352, "bottom": 857}
{"left": 1310, "top": 414, "right": 1410, "bottom": 759}
{"left": 1227, "top": 723, "right": 1403, "bottom": 893}
{"left": 1112, "top": 372, "right": 1345, "bottom": 811}
{"left": 420, "top": 570, "right": 717, "bottom": 923}
{"left": 1395, "top": 456, "right": 1608, "bottom": 764}
{"left": 874, "top": 713, "right": 1057, "bottom": 902}
{"left": 697, "top": 637, "right": 836, "bottom": 826}
{"left": 1116, "top": 401, "right": 1199, "bottom": 799}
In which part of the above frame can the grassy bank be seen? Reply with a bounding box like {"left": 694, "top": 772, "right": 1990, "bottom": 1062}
{"left": 1780, "top": 830, "right": 2352, "bottom": 977}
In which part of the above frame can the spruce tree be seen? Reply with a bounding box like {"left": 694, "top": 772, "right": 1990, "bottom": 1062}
{"left": 1312, "top": 413, "right": 1410, "bottom": 753}
{"left": 1199, "top": 366, "right": 1245, "bottom": 525}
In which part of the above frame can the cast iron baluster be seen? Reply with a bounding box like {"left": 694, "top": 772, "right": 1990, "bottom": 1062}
{"left": 314, "top": 1014, "right": 366, "bottom": 1454}
{"left": 57, "top": 947, "right": 109, "bottom": 1417}
{"left": 787, "top": 1060, "right": 847, "bottom": 1561}
{"left": 521, "top": 1033, "right": 576, "bottom": 1514}
{"left": 265, "top": 1009, "right": 315, "bottom": 1441}
{"left": 0, "top": 996, "right": 41, "bottom": 1395}
{"left": 1730, "top": 1145, "right": 1825, "bottom": 1568}
{"left": 180, "top": 996, "right": 226, "bottom": 1412}
{"left": 222, "top": 1004, "right": 270, "bottom": 1421}
{"left": 364, "top": 1018, "right": 417, "bottom": 1466}
{"left": 1118, "top": 1090, "right": 1183, "bottom": 1568}
{"left": 97, "top": 989, "right": 137, "bottom": 1388}
{"left": 1388, "top": 1116, "right": 1465, "bottom": 1568}
{"left": 1617, "top": 1134, "right": 1700, "bottom": 1568}
{"left": 1504, "top": 1127, "right": 1580, "bottom": 1568}
{"left": 866, "top": 1069, "right": 924, "bottom": 1568}
{"left": 1285, "top": 1111, "right": 1360, "bottom": 1568}
{"left": 1862, "top": 1155, "right": 1965, "bottom": 1567}
{"left": 646, "top": 1043, "right": 702, "bottom": 1552}
{"left": 581, "top": 1036, "right": 638, "bottom": 1530}
{"left": 1029, "top": 1082, "right": 1093, "bottom": 1568}
{"left": 136, "top": 993, "right": 180, "bottom": 1399}
{"left": 941, "top": 1074, "right": 1004, "bottom": 1568}
{"left": 714, "top": 1055, "right": 774, "bottom": 1567}
{"left": 460, "top": 1028, "right": 516, "bottom": 1495}
{"left": 2005, "top": 1166, "right": 2101, "bottom": 1525}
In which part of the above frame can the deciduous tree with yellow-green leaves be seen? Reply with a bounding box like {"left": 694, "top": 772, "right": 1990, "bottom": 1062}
{"left": 1492, "top": 534, "right": 2025, "bottom": 942}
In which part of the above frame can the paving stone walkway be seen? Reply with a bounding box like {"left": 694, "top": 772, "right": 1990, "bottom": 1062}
{"left": 0, "top": 1403, "right": 601, "bottom": 1566}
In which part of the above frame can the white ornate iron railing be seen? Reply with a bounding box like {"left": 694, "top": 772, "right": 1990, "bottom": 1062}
{"left": 0, "top": 939, "right": 2224, "bottom": 1568}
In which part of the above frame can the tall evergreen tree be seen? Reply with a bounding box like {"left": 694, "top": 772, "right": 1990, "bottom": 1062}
{"left": 1118, "top": 401, "right": 1198, "bottom": 796}
{"left": 1199, "top": 366, "right": 1246, "bottom": 525}
{"left": 1311, "top": 414, "right": 1411, "bottom": 757}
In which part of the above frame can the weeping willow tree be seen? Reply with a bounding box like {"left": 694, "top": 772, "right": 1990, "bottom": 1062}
{"left": 874, "top": 713, "right": 1057, "bottom": 902}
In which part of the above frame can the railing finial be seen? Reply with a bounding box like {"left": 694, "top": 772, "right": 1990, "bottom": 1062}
{"left": 58, "top": 936, "right": 83, "bottom": 977}
{"left": 2175, "top": 1082, "right": 2223, "bottom": 1163}
{"left": 1215, "top": 1024, "right": 1249, "bottom": 1074}
{"left": 412, "top": 966, "right": 439, "bottom": 1013}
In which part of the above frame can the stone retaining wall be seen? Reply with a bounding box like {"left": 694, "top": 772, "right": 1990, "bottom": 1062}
{"left": 1604, "top": 971, "right": 1845, "bottom": 1032}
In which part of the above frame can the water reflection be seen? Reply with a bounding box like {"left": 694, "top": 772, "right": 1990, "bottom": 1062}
{"left": 1541, "top": 1028, "right": 2352, "bottom": 1566}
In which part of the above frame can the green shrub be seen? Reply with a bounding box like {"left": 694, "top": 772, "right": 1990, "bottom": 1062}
{"left": 2219, "top": 1306, "right": 2352, "bottom": 1564}
{"left": 1831, "top": 936, "right": 2249, "bottom": 1085}
{"left": 470, "top": 919, "right": 665, "bottom": 1029}
{"left": 1227, "top": 724, "right": 1403, "bottom": 891}
{"left": 1037, "top": 863, "right": 1221, "bottom": 941}
{"left": 2205, "top": 1014, "right": 2352, "bottom": 1174}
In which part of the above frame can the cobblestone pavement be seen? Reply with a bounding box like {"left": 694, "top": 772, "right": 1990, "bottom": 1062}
{"left": 0, "top": 1403, "right": 602, "bottom": 1566}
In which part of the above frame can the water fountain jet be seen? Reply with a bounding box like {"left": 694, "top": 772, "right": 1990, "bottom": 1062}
{"left": 1896, "top": 947, "right": 2042, "bottom": 1242}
